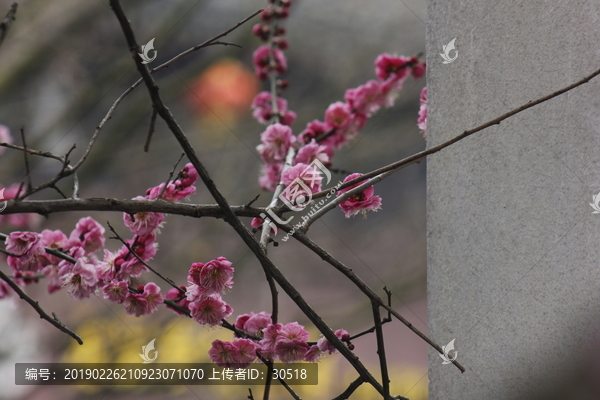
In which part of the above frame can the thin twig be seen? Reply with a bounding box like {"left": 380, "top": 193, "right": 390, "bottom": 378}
{"left": 245, "top": 194, "right": 260, "bottom": 208}
{"left": 310, "top": 64, "right": 600, "bottom": 201}
{"left": 156, "top": 152, "right": 185, "bottom": 200}
{"left": 109, "top": 1, "right": 389, "bottom": 395}
{"left": 0, "top": 142, "right": 65, "bottom": 162}
{"left": 0, "top": 2, "right": 17, "bottom": 49}
{"left": 372, "top": 301, "right": 390, "bottom": 398}
{"left": 143, "top": 108, "right": 158, "bottom": 152}
{"left": 0, "top": 268, "right": 82, "bottom": 344}
{"left": 20, "top": 127, "right": 32, "bottom": 193}
{"left": 291, "top": 229, "right": 466, "bottom": 373}
{"left": 332, "top": 377, "right": 365, "bottom": 400}
{"left": 106, "top": 222, "right": 183, "bottom": 293}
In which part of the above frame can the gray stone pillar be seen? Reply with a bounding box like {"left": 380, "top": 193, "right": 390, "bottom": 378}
{"left": 427, "top": 1, "right": 600, "bottom": 399}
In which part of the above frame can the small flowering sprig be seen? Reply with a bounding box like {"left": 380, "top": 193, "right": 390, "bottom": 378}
{"left": 1, "top": 162, "right": 200, "bottom": 321}
{"left": 208, "top": 311, "right": 353, "bottom": 367}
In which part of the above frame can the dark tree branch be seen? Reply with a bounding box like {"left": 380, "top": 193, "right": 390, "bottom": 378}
{"left": 372, "top": 301, "right": 390, "bottom": 398}
{"left": 2, "top": 198, "right": 265, "bottom": 219}
{"left": 108, "top": 1, "right": 390, "bottom": 396}
{"left": 20, "top": 127, "right": 32, "bottom": 193}
{"left": 0, "top": 268, "right": 83, "bottom": 345}
{"left": 143, "top": 108, "right": 158, "bottom": 152}
{"left": 332, "top": 377, "right": 365, "bottom": 400}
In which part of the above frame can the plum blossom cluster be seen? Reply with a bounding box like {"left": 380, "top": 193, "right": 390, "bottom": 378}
{"left": 208, "top": 310, "right": 352, "bottom": 367}
{"left": 164, "top": 257, "right": 235, "bottom": 325}
{"left": 253, "top": 53, "right": 425, "bottom": 218}
{"left": 1, "top": 163, "right": 200, "bottom": 320}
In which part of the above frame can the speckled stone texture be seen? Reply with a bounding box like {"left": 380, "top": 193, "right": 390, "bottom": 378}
{"left": 427, "top": 1, "right": 600, "bottom": 399}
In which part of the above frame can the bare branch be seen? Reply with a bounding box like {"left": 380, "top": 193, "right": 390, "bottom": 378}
{"left": 20, "top": 127, "right": 32, "bottom": 193}
{"left": 291, "top": 229, "right": 466, "bottom": 373}
{"left": 3, "top": 198, "right": 265, "bottom": 219}
{"left": 332, "top": 377, "right": 365, "bottom": 400}
{"left": 0, "top": 268, "right": 83, "bottom": 345}
{"left": 372, "top": 301, "right": 390, "bottom": 398}
{"left": 0, "top": 142, "right": 65, "bottom": 162}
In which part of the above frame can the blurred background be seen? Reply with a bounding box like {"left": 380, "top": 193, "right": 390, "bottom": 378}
{"left": 0, "top": 0, "right": 427, "bottom": 398}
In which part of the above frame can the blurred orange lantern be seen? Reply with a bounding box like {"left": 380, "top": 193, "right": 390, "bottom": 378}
{"left": 187, "top": 59, "right": 259, "bottom": 124}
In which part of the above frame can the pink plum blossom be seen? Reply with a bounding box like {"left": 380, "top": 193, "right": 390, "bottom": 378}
{"left": 68, "top": 217, "right": 105, "bottom": 255}
{"left": 253, "top": 45, "right": 287, "bottom": 80}
{"left": 251, "top": 91, "right": 296, "bottom": 126}
{"left": 279, "top": 321, "right": 310, "bottom": 341}
{"left": 102, "top": 281, "right": 129, "bottom": 303}
{"left": 5, "top": 231, "right": 46, "bottom": 272}
{"left": 141, "top": 282, "right": 163, "bottom": 314}
{"left": 123, "top": 291, "right": 148, "bottom": 317}
{"left": 375, "top": 54, "right": 412, "bottom": 83}
{"left": 208, "top": 340, "right": 239, "bottom": 368}
{"left": 344, "top": 80, "right": 388, "bottom": 117}
{"left": 235, "top": 311, "right": 273, "bottom": 337}
{"left": 62, "top": 258, "right": 99, "bottom": 300}
{"left": 178, "top": 163, "right": 198, "bottom": 187}
{"left": 5, "top": 231, "right": 44, "bottom": 257}
{"left": 324, "top": 102, "right": 352, "bottom": 129}
{"left": 0, "top": 124, "right": 12, "bottom": 155}
{"left": 40, "top": 229, "right": 68, "bottom": 266}
{"left": 122, "top": 283, "right": 163, "bottom": 316}
{"left": 258, "top": 162, "right": 283, "bottom": 191}
{"left": 281, "top": 163, "right": 323, "bottom": 206}
{"left": 256, "top": 123, "right": 296, "bottom": 163}
{"left": 111, "top": 234, "right": 156, "bottom": 282}
{"left": 293, "top": 139, "right": 332, "bottom": 166}
{"left": 304, "top": 345, "right": 322, "bottom": 362}
{"left": 275, "top": 338, "right": 310, "bottom": 363}
{"left": 0, "top": 184, "right": 41, "bottom": 228}
{"left": 417, "top": 87, "right": 427, "bottom": 134}
{"left": 165, "top": 286, "right": 189, "bottom": 315}
{"left": 41, "top": 264, "right": 63, "bottom": 293}
{"left": 298, "top": 119, "right": 330, "bottom": 145}
{"left": 259, "top": 323, "right": 283, "bottom": 359}
{"left": 233, "top": 339, "right": 260, "bottom": 367}
{"left": 317, "top": 329, "right": 350, "bottom": 355}
{"left": 187, "top": 257, "right": 234, "bottom": 295}
{"left": 337, "top": 173, "right": 382, "bottom": 218}
{"left": 189, "top": 294, "right": 233, "bottom": 326}
{"left": 123, "top": 198, "right": 165, "bottom": 236}
{"left": 0, "top": 280, "right": 13, "bottom": 299}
